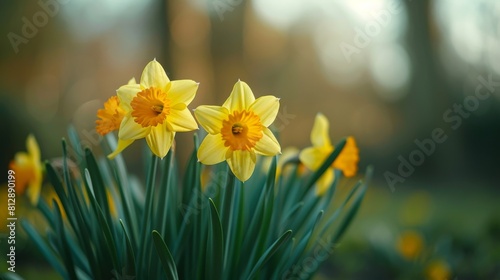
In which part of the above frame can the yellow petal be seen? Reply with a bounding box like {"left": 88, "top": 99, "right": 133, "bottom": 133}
{"left": 127, "top": 77, "right": 137, "bottom": 85}
{"left": 9, "top": 153, "right": 31, "bottom": 195}
{"left": 315, "top": 168, "right": 335, "bottom": 196}
{"left": 31, "top": 160, "right": 43, "bottom": 205}
{"left": 194, "top": 105, "right": 229, "bottom": 134}
{"left": 118, "top": 114, "right": 150, "bottom": 140}
{"left": 26, "top": 134, "right": 40, "bottom": 162}
{"left": 107, "top": 139, "right": 135, "bottom": 159}
{"left": 26, "top": 177, "right": 42, "bottom": 205}
{"left": 311, "top": 113, "right": 331, "bottom": 148}
{"left": 13, "top": 153, "right": 31, "bottom": 168}
{"left": 168, "top": 80, "right": 198, "bottom": 106}
{"left": 333, "top": 136, "right": 359, "bottom": 177}
{"left": 168, "top": 108, "right": 198, "bottom": 132}
{"left": 226, "top": 149, "right": 256, "bottom": 182}
{"left": 141, "top": 59, "right": 170, "bottom": 90}
{"left": 249, "top": 96, "right": 280, "bottom": 127}
{"left": 146, "top": 122, "right": 174, "bottom": 158}
{"left": 223, "top": 80, "right": 255, "bottom": 112}
{"left": 117, "top": 83, "right": 141, "bottom": 111}
{"left": 197, "top": 134, "right": 227, "bottom": 165}
{"left": 299, "top": 146, "right": 330, "bottom": 171}
{"left": 254, "top": 127, "right": 281, "bottom": 156}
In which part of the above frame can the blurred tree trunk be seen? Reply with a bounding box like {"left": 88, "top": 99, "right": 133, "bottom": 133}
{"left": 404, "top": 0, "right": 443, "bottom": 135}
{"left": 401, "top": 0, "right": 463, "bottom": 181}
{"left": 159, "top": 0, "right": 172, "bottom": 71}
{"left": 209, "top": 0, "right": 248, "bottom": 102}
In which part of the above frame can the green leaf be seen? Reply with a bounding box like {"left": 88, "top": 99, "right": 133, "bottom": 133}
{"left": 241, "top": 156, "right": 277, "bottom": 274}
{"left": 220, "top": 171, "right": 235, "bottom": 232}
{"left": 182, "top": 134, "right": 201, "bottom": 206}
{"left": 152, "top": 231, "right": 179, "bottom": 280}
{"left": 104, "top": 133, "right": 139, "bottom": 249}
{"left": 66, "top": 126, "right": 85, "bottom": 166}
{"left": 158, "top": 150, "right": 178, "bottom": 247}
{"left": 85, "top": 148, "right": 114, "bottom": 230}
{"left": 259, "top": 155, "right": 277, "bottom": 244}
{"left": 278, "top": 202, "right": 303, "bottom": 232}
{"left": 119, "top": 220, "right": 136, "bottom": 278}
{"left": 37, "top": 199, "right": 56, "bottom": 229}
{"left": 44, "top": 161, "right": 73, "bottom": 224}
{"left": 62, "top": 141, "right": 97, "bottom": 261}
{"left": 245, "top": 230, "right": 292, "bottom": 280}
{"left": 0, "top": 272, "right": 24, "bottom": 280}
{"left": 206, "top": 199, "right": 224, "bottom": 280}
{"left": 84, "top": 169, "right": 121, "bottom": 274}
{"left": 331, "top": 182, "right": 367, "bottom": 243}
{"left": 227, "top": 179, "right": 245, "bottom": 278}
{"left": 193, "top": 195, "right": 208, "bottom": 280}
{"left": 242, "top": 180, "right": 266, "bottom": 249}
{"left": 52, "top": 199, "right": 78, "bottom": 280}
{"left": 21, "top": 221, "right": 68, "bottom": 279}
{"left": 319, "top": 180, "right": 364, "bottom": 238}
{"left": 288, "top": 193, "right": 320, "bottom": 235}
{"left": 287, "top": 211, "right": 323, "bottom": 270}
{"left": 137, "top": 155, "right": 159, "bottom": 276}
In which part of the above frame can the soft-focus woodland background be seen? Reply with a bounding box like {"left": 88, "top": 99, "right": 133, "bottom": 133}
{"left": 1, "top": 0, "right": 499, "bottom": 279}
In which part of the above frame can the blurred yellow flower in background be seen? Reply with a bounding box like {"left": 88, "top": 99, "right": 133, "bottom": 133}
{"left": 95, "top": 78, "right": 135, "bottom": 136}
{"left": 44, "top": 187, "right": 66, "bottom": 220}
{"left": 9, "top": 134, "right": 43, "bottom": 205}
{"left": 299, "top": 113, "right": 359, "bottom": 195}
{"left": 396, "top": 230, "right": 424, "bottom": 260}
{"left": 106, "top": 189, "right": 118, "bottom": 218}
{"left": 106, "top": 60, "right": 199, "bottom": 159}
{"left": 426, "top": 259, "right": 451, "bottom": 280}
{"left": 195, "top": 80, "right": 281, "bottom": 182}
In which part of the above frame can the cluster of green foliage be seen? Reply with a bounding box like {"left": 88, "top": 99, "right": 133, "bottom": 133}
{"left": 16, "top": 128, "right": 368, "bottom": 280}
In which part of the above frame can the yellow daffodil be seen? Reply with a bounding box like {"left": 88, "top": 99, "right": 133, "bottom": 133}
{"left": 106, "top": 60, "right": 199, "bottom": 159}
{"left": 95, "top": 78, "right": 134, "bottom": 136}
{"left": 396, "top": 230, "right": 424, "bottom": 260}
{"left": 9, "top": 134, "right": 43, "bottom": 205}
{"left": 299, "top": 113, "right": 359, "bottom": 195}
{"left": 194, "top": 80, "right": 281, "bottom": 182}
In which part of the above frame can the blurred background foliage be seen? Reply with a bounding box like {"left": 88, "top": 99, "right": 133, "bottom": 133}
{"left": 1, "top": 0, "right": 499, "bottom": 279}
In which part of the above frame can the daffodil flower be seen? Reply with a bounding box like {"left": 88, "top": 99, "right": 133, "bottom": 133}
{"left": 96, "top": 88, "right": 129, "bottom": 136}
{"left": 9, "top": 134, "right": 43, "bottom": 205}
{"left": 107, "top": 60, "right": 199, "bottom": 159}
{"left": 194, "top": 80, "right": 281, "bottom": 182}
{"left": 299, "top": 113, "right": 359, "bottom": 195}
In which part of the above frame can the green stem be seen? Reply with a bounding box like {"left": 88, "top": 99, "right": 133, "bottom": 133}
{"left": 221, "top": 172, "right": 237, "bottom": 278}
{"left": 138, "top": 155, "right": 159, "bottom": 277}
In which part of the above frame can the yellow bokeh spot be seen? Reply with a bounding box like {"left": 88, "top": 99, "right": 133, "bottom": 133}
{"left": 426, "top": 259, "right": 451, "bottom": 280}
{"left": 396, "top": 230, "right": 424, "bottom": 260}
